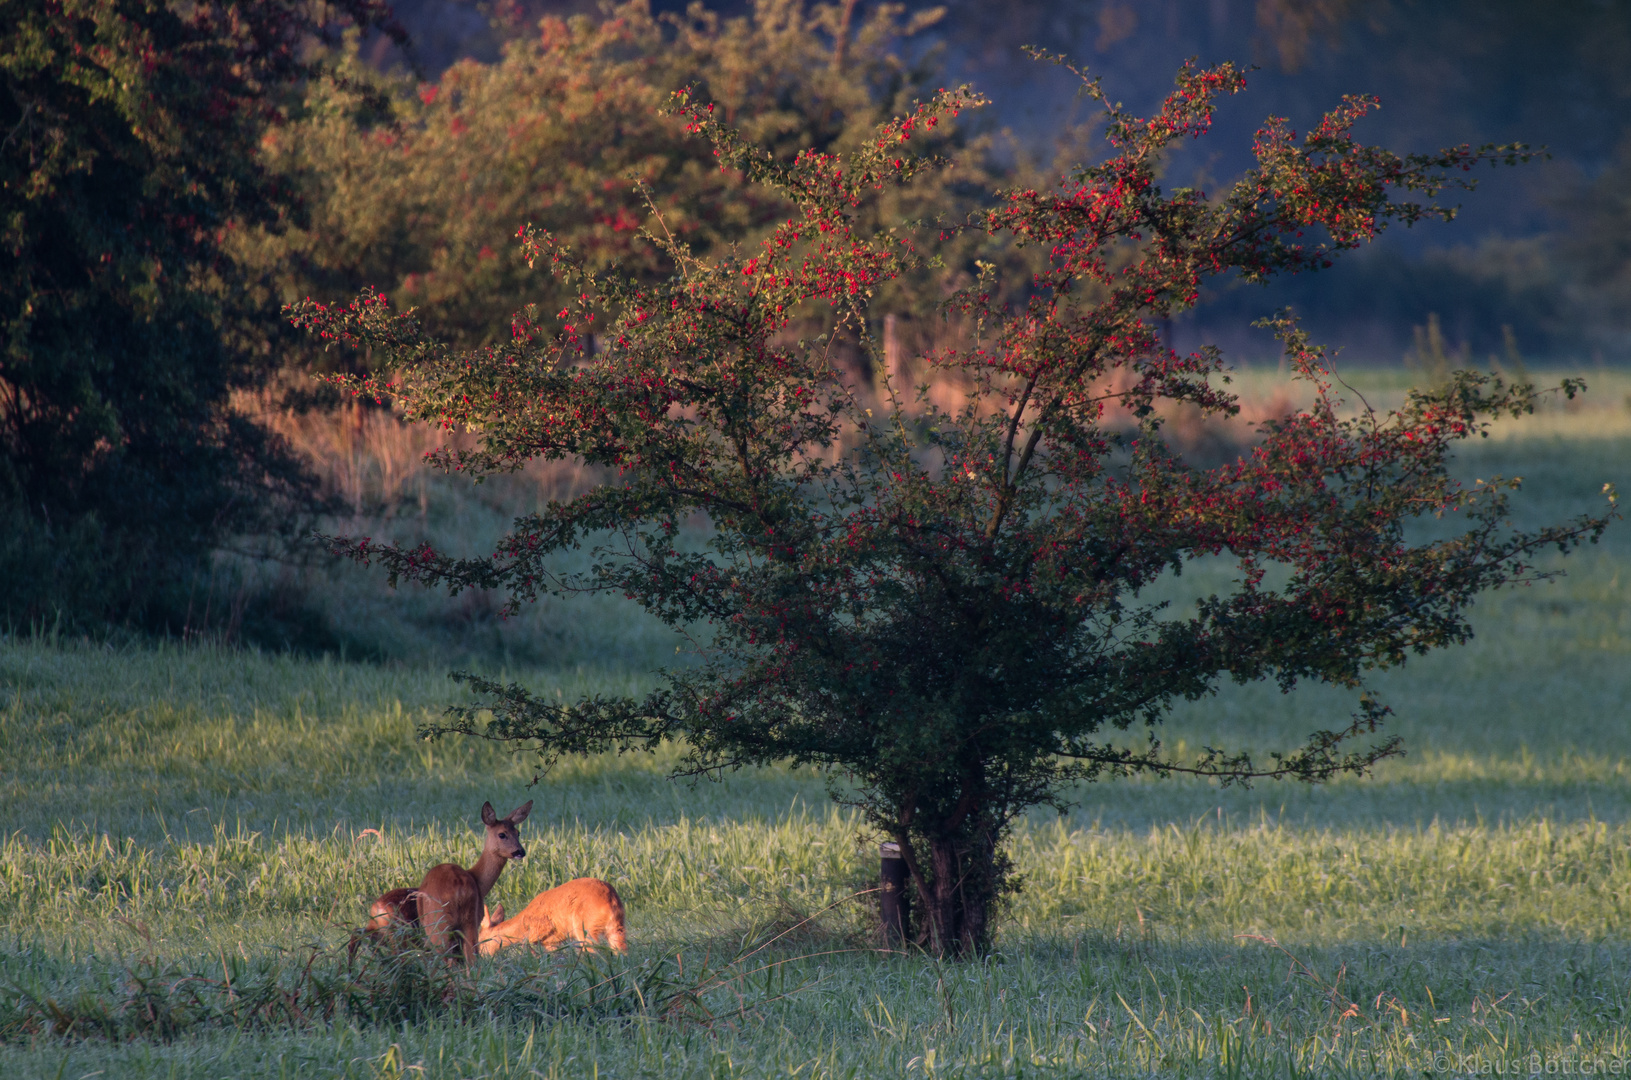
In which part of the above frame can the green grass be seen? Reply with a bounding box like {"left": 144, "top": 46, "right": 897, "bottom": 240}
{"left": 1, "top": 425, "right": 1629, "bottom": 1077}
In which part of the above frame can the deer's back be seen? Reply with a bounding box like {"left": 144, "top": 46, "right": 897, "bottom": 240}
{"left": 418, "top": 863, "right": 481, "bottom": 916}
{"left": 481, "top": 877, "right": 626, "bottom": 954}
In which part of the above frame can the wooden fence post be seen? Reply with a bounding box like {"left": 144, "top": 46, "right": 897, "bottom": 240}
{"left": 880, "top": 841, "right": 909, "bottom": 945}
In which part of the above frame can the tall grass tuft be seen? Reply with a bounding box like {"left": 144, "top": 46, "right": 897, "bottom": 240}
{"left": 1, "top": 906, "right": 865, "bottom": 1046}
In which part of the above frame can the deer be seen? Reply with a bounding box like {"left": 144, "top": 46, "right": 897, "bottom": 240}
{"left": 351, "top": 888, "right": 503, "bottom": 963}
{"left": 360, "top": 887, "right": 505, "bottom": 943}
{"left": 477, "top": 877, "right": 627, "bottom": 955}
{"left": 397, "top": 799, "right": 531, "bottom": 963}
{"left": 364, "top": 885, "right": 420, "bottom": 939}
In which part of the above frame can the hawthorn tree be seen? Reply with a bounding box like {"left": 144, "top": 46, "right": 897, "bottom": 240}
{"left": 297, "top": 61, "right": 1616, "bottom": 954}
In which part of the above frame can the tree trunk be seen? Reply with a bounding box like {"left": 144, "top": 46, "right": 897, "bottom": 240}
{"left": 831, "top": 0, "right": 859, "bottom": 71}
{"left": 913, "top": 829, "right": 996, "bottom": 956}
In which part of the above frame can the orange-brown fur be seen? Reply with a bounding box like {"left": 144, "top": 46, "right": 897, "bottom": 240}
{"left": 417, "top": 864, "right": 482, "bottom": 962}
{"left": 363, "top": 887, "right": 503, "bottom": 941}
{"left": 364, "top": 886, "right": 420, "bottom": 938}
{"left": 479, "top": 878, "right": 627, "bottom": 955}
{"left": 413, "top": 800, "right": 531, "bottom": 963}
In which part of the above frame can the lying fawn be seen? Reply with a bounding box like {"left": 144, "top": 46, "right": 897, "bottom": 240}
{"left": 478, "top": 877, "right": 626, "bottom": 955}
{"left": 413, "top": 800, "right": 532, "bottom": 962}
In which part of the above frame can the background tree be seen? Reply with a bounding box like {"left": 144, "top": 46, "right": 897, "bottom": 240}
{"left": 298, "top": 62, "right": 1617, "bottom": 954}
{"left": 246, "top": 0, "right": 1002, "bottom": 366}
{"left": 0, "top": 0, "right": 399, "bottom": 629}
{"left": 1561, "top": 133, "right": 1631, "bottom": 343}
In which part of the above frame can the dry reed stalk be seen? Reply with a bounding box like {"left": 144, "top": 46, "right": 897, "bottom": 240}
{"left": 232, "top": 387, "right": 608, "bottom": 515}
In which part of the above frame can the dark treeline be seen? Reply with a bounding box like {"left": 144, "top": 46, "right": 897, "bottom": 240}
{"left": 0, "top": 0, "right": 406, "bottom": 639}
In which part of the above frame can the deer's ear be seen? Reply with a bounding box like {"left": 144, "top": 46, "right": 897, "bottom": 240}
{"left": 481, "top": 801, "right": 498, "bottom": 827}
{"left": 507, "top": 800, "right": 533, "bottom": 825}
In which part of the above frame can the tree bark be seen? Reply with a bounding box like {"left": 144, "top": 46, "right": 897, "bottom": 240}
{"left": 831, "top": 0, "right": 859, "bottom": 72}
{"left": 918, "top": 831, "right": 994, "bottom": 956}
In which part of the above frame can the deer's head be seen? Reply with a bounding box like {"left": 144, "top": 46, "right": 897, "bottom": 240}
{"left": 480, "top": 800, "right": 531, "bottom": 863}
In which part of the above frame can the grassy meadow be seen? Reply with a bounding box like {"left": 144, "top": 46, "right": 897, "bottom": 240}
{"left": 2, "top": 370, "right": 1630, "bottom": 1077}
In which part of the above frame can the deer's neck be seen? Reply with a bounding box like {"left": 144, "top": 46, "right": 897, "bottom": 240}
{"left": 468, "top": 851, "right": 507, "bottom": 898}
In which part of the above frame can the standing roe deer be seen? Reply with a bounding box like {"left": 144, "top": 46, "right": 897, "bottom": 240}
{"left": 361, "top": 887, "right": 504, "bottom": 944}
{"left": 478, "top": 877, "right": 627, "bottom": 955}
{"left": 414, "top": 800, "right": 532, "bottom": 962}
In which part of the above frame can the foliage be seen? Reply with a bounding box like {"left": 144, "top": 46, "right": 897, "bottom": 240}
{"left": 298, "top": 59, "right": 1617, "bottom": 955}
{"left": 0, "top": 0, "right": 406, "bottom": 629}
{"left": 248, "top": 0, "right": 1008, "bottom": 366}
